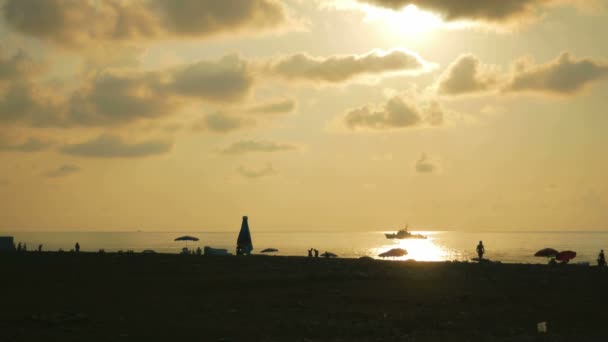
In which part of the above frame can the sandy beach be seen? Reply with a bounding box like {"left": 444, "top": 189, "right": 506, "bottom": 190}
{"left": 1, "top": 252, "right": 607, "bottom": 341}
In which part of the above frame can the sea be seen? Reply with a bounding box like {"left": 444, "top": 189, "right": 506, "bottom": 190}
{"left": 3, "top": 230, "right": 607, "bottom": 264}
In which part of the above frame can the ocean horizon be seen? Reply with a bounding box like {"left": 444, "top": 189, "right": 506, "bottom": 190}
{"left": 3, "top": 230, "right": 606, "bottom": 265}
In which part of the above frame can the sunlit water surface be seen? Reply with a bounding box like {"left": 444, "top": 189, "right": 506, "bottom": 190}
{"left": 3, "top": 230, "right": 607, "bottom": 264}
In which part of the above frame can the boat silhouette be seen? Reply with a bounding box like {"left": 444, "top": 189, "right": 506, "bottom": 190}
{"left": 385, "top": 225, "right": 427, "bottom": 239}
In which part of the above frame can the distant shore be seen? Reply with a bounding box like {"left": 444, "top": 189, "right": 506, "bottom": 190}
{"left": 2, "top": 252, "right": 607, "bottom": 341}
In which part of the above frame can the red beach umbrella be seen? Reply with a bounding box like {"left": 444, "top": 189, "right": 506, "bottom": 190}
{"left": 534, "top": 248, "right": 559, "bottom": 257}
{"left": 556, "top": 250, "right": 576, "bottom": 262}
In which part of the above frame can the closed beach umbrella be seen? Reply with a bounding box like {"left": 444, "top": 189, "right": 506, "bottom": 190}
{"left": 534, "top": 248, "right": 559, "bottom": 257}
{"left": 556, "top": 250, "right": 576, "bottom": 262}
{"left": 260, "top": 248, "right": 278, "bottom": 253}
{"left": 379, "top": 248, "right": 408, "bottom": 258}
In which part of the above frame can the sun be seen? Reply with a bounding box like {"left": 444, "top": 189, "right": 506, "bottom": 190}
{"left": 362, "top": 4, "right": 443, "bottom": 36}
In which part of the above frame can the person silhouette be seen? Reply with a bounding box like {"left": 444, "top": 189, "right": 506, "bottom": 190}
{"left": 314, "top": 249, "right": 319, "bottom": 258}
{"left": 598, "top": 250, "right": 606, "bottom": 267}
{"left": 196, "top": 247, "right": 202, "bottom": 256}
{"left": 75, "top": 242, "right": 80, "bottom": 253}
{"left": 476, "top": 241, "right": 485, "bottom": 260}
{"left": 17, "top": 243, "right": 21, "bottom": 252}
{"left": 308, "top": 249, "right": 312, "bottom": 257}
{"left": 38, "top": 244, "right": 42, "bottom": 252}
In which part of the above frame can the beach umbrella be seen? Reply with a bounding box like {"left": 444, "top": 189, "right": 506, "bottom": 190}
{"left": 556, "top": 250, "right": 576, "bottom": 262}
{"left": 174, "top": 236, "right": 199, "bottom": 250}
{"left": 321, "top": 252, "right": 338, "bottom": 258}
{"left": 237, "top": 216, "right": 253, "bottom": 255}
{"left": 174, "top": 236, "right": 199, "bottom": 242}
{"left": 260, "top": 248, "right": 279, "bottom": 253}
{"left": 534, "top": 248, "right": 559, "bottom": 257}
{"left": 379, "top": 248, "right": 408, "bottom": 258}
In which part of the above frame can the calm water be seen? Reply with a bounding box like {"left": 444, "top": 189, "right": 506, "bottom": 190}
{"left": 3, "top": 230, "right": 607, "bottom": 264}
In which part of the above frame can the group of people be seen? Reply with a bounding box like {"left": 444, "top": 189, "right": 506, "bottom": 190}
{"left": 475, "top": 240, "right": 607, "bottom": 267}
{"left": 307, "top": 248, "right": 319, "bottom": 258}
{"left": 14, "top": 243, "right": 45, "bottom": 252}
{"left": 181, "top": 247, "right": 203, "bottom": 255}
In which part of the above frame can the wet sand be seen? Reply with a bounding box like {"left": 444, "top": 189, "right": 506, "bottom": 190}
{"left": 1, "top": 252, "right": 607, "bottom": 341}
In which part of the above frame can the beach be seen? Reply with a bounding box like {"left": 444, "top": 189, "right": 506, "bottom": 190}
{"left": 1, "top": 252, "right": 607, "bottom": 341}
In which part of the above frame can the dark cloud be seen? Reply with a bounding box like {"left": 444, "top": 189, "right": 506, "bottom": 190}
{"left": 61, "top": 134, "right": 172, "bottom": 158}
{"left": 503, "top": 52, "right": 608, "bottom": 95}
{"left": 169, "top": 54, "right": 253, "bottom": 102}
{"left": 220, "top": 140, "right": 298, "bottom": 155}
{"left": 45, "top": 164, "right": 80, "bottom": 178}
{"left": 437, "top": 54, "right": 497, "bottom": 96}
{"left": 0, "top": 49, "right": 41, "bottom": 81}
{"left": 246, "top": 98, "right": 296, "bottom": 115}
{"left": 415, "top": 153, "right": 437, "bottom": 173}
{"left": 237, "top": 163, "right": 276, "bottom": 178}
{"left": 196, "top": 112, "right": 255, "bottom": 133}
{"left": 344, "top": 96, "right": 443, "bottom": 130}
{"left": 0, "top": 54, "right": 253, "bottom": 127}
{"left": 357, "top": 0, "right": 558, "bottom": 23}
{"left": 0, "top": 137, "right": 52, "bottom": 152}
{"left": 266, "top": 49, "right": 430, "bottom": 83}
{"left": 2, "top": 0, "right": 288, "bottom": 47}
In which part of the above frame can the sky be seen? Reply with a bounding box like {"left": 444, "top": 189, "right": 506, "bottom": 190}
{"left": 1, "top": 0, "right": 607, "bottom": 232}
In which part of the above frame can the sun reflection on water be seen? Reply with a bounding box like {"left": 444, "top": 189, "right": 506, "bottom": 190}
{"left": 370, "top": 231, "right": 463, "bottom": 261}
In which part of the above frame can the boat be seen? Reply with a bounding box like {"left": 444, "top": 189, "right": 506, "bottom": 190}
{"left": 385, "top": 225, "right": 427, "bottom": 239}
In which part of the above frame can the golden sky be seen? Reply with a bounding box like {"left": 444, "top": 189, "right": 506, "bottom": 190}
{"left": 1, "top": 0, "right": 607, "bottom": 231}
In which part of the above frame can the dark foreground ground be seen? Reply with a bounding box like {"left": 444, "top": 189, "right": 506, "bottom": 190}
{"left": 1, "top": 253, "right": 607, "bottom": 342}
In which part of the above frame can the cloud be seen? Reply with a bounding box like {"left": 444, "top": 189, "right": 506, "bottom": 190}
{"left": 0, "top": 49, "right": 42, "bottom": 81}
{"left": 437, "top": 54, "right": 498, "bottom": 96}
{"left": 220, "top": 140, "right": 298, "bottom": 155}
{"left": 0, "top": 54, "right": 253, "bottom": 127}
{"left": 414, "top": 153, "right": 439, "bottom": 173}
{"left": 246, "top": 98, "right": 296, "bottom": 115}
{"left": 60, "top": 134, "right": 172, "bottom": 158}
{"left": 266, "top": 49, "right": 431, "bottom": 83}
{"left": 45, "top": 164, "right": 80, "bottom": 178}
{"left": 503, "top": 52, "right": 608, "bottom": 95}
{"left": 2, "top": 0, "right": 289, "bottom": 47}
{"left": 356, "top": 0, "right": 571, "bottom": 24}
{"left": 0, "top": 137, "right": 52, "bottom": 152}
{"left": 237, "top": 163, "right": 276, "bottom": 178}
{"left": 435, "top": 52, "right": 608, "bottom": 97}
{"left": 195, "top": 112, "right": 255, "bottom": 133}
{"left": 344, "top": 96, "right": 443, "bottom": 130}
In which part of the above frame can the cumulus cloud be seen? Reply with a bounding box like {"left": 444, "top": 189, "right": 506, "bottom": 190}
{"left": 237, "top": 163, "right": 276, "bottom": 178}
{"left": 45, "top": 164, "right": 80, "bottom": 178}
{"left": 0, "top": 54, "right": 253, "bottom": 127}
{"left": 220, "top": 140, "right": 298, "bottom": 155}
{"left": 266, "top": 49, "right": 431, "bottom": 83}
{"left": 344, "top": 96, "right": 443, "bottom": 130}
{"left": 503, "top": 52, "right": 608, "bottom": 95}
{"left": 356, "top": 0, "right": 571, "bottom": 24}
{"left": 414, "top": 153, "right": 439, "bottom": 173}
{"left": 61, "top": 134, "right": 172, "bottom": 158}
{"left": 437, "top": 54, "right": 498, "bottom": 96}
{"left": 436, "top": 52, "right": 608, "bottom": 97}
{"left": 2, "top": 0, "right": 289, "bottom": 47}
{"left": 246, "top": 98, "right": 296, "bottom": 115}
{"left": 0, "top": 49, "right": 42, "bottom": 81}
{"left": 0, "top": 137, "right": 52, "bottom": 152}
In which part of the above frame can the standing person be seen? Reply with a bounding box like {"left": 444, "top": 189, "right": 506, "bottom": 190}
{"left": 17, "top": 243, "right": 21, "bottom": 252}
{"left": 476, "top": 241, "right": 485, "bottom": 260}
{"left": 314, "top": 249, "right": 319, "bottom": 258}
{"left": 308, "top": 249, "right": 312, "bottom": 257}
{"left": 75, "top": 242, "right": 80, "bottom": 253}
{"left": 598, "top": 250, "right": 606, "bottom": 267}
{"left": 38, "top": 244, "right": 43, "bottom": 252}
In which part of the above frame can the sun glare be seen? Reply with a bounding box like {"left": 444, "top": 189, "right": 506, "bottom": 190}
{"left": 362, "top": 4, "right": 443, "bottom": 36}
